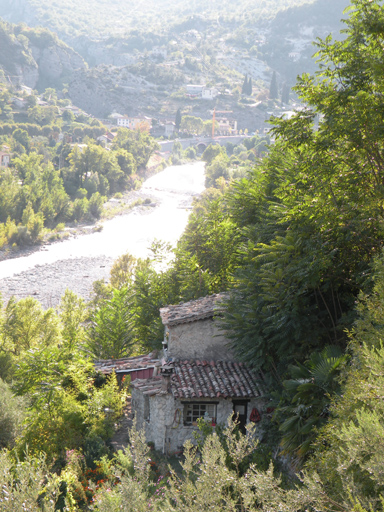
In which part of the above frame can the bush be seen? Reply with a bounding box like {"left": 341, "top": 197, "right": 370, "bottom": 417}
{"left": 0, "top": 379, "right": 26, "bottom": 448}
{"left": 72, "top": 197, "right": 89, "bottom": 221}
{"left": 89, "top": 192, "right": 105, "bottom": 219}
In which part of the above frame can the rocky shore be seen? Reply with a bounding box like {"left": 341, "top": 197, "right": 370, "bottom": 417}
{"left": 0, "top": 191, "right": 157, "bottom": 309}
{"left": 0, "top": 256, "right": 114, "bottom": 309}
{"left": 0, "top": 160, "right": 203, "bottom": 309}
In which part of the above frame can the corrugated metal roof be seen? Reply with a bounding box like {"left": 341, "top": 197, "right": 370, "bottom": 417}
{"left": 94, "top": 353, "right": 160, "bottom": 374}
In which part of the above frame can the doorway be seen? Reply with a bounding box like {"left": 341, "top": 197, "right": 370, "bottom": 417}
{"left": 232, "top": 400, "right": 249, "bottom": 434}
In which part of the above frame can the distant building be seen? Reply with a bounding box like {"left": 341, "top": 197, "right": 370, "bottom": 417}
{"left": 217, "top": 117, "right": 238, "bottom": 135}
{"left": 186, "top": 84, "right": 205, "bottom": 96}
{"left": 164, "top": 121, "right": 175, "bottom": 136}
{"left": 97, "top": 132, "right": 116, "bottom": 146}
{"left": 117, "top": 116, "right": 152, "bottom": 132}
{"left": 202, "top": 87, "right": 219, "bottom": 100}
{"left": 0, "top": 151, "right": 11, "bottom": 168}
{"left": 150, "top": 120, "right": 175, "bottom": 138}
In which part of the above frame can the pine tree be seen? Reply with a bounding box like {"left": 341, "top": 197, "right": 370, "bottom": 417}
{"left": 241, "top": 74, "right": 248, "bottom": 94}
{"left": 281, "top": 82, "right": 290, "bottom": 104}
{"left": 175, "top": 108, "right": 182, "bottom": 131}
{"left": 269, "top": 71, "right": 278, "bottom": 100}
{"left": 247, "top": 76, "right": 253, "bottom": 95}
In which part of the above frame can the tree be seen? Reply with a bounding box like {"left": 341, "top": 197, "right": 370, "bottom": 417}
{"left": 307, "top": 249, "right": 384, "bottom": 508}
{"left": 12, "top": 128, "right": 30, "bottom": 151}
{"left": 175, "top": 108, "right": 182, "bottom": 131}
{"left": 2, "top": 297, "right": 61, "bottom": 355}
{"left": 59, "top": 289, "right": 86, "bottom": 352}
{"left": 223, "top": 0, "right": 384, "bottom": 379}
{"left": 113, "top": 129, "right": 159, "bottom": 170}
{"left": 62, "top": 109, "right": 75, "bottom": 123}
{"left": 86, "top": 287, "right": 135, "bottom": 359}
{"left": 180, "top": 115, "right": 204, "bottom": 135}
{"left": 269, "top": 70, "right": 278, "bottom": 99}
{"left": 248, "top": 76, "right": 252, "bottom": 95}
{"left": 276, "top": 346, "right": 348, "bottom": 462}
{"left": 241, "top": 74, "right": 248, "bottom": 94}
{"left": 281, "top": 82, "right": 290, "bottom": 104}
{"left": 109, "top": 253, "right": 137, "bottom": 289}
{"left": 205, "top": 153, "right": 230, "bottom": 187}
{"left": 0, "top": 379, "right": 26, "bottom": 448}
{"left": 201, "top": 143, "right": 222, "bottom": 165}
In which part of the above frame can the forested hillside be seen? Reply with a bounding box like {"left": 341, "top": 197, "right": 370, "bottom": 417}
{"left": 0, "top": 0, "right": 349, "bottom": 118}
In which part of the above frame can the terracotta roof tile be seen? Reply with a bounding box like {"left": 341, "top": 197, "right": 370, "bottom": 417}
{"left": 171, "top": 360, "right": 265, "bottom": 399}
{"left": 131, "top": 375, "right": 167, "bottom": 395}
{"left": 160, "top": 293, "right": 227, "bottom": 327}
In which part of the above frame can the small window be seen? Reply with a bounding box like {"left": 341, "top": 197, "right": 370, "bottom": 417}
{"left": 184, "top": 403, "right": 217, "bottom": 425}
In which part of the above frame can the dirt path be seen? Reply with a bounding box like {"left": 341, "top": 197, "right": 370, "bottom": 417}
{"left": 110, "top": 397, "right": 133, "bottom": 452}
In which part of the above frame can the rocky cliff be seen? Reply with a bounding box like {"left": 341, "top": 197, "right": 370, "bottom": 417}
{"left": 0, "top": 19, "right": 86, "bottom": 89}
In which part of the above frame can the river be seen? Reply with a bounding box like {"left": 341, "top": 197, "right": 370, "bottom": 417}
{"left": 0, "top": 161, "right": 205, "bottom": 307}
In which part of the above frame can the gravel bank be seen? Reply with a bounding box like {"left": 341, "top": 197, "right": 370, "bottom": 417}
{"left": 0, "top": 256, "right": 114, "bottom": 309}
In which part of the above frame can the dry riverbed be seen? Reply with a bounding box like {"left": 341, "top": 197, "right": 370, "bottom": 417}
{"left": 0, "top": 188, "right": 159, "bottom": 309}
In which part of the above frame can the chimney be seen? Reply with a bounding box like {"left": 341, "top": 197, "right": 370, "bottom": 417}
{"left": 160, "top": 365, "right": 174, "bottom": 392}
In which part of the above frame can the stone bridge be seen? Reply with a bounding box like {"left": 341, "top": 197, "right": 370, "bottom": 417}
{"left": 159, "top": 135, "right": 249, "bottom": 154}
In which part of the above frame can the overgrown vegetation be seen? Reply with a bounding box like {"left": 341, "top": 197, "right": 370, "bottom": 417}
{"left": 0, "top": 82, "right": 160, "bottom": 248}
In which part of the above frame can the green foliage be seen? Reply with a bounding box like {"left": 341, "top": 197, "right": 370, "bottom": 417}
{"left": 205, "top": 153, "right": 231, "bottom": 187}
{"left": 276, "top": 346, "right": 348, "bottom": 462}
{"left": 307, "top": 250, "right": 384, "bottom": 509}
{"left": 175, "top": 108, "right": 182, "bottom": 131}
{"left": 86, "top": 287, "right": 135, "bottom": 359}
{"left": 0, "top": 451, "right": 60, "bottom": 512}
{"left": 2, "top": 296, "right": 60, "bottom": 355}
{"left": 180, "top": 115, "right": 204, "bottom": 136}
{"left": 113, "top": 129, "right": 159, "bottom": 170}
{"left": 172, "top": 190, "right": 239, "bottom": 296}
{"left": 59, "top": 289, "right": 87, "bottom": 352}
{"left": 89, "top": 192, "right": 105, "bottom": 219}
{"left": 201, "top": 143, "right": 223, "bottom": 165}
{"left": 223, "top": 0, "right": 384, "bottom": 379}
{"left": 109, "top": 253, "right": 136, "bottom": 290}
{"left": 0, "top": 379, "right": 26, "bottom": 449}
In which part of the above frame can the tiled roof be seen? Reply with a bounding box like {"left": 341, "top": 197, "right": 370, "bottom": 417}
{"left": 131, "top": 359, "right": 265, "bottom": 400}
{"left": 160, "top": 293, "right": 227, "bottom": 327}
{"left": 171, "top": 360, "right": 265, "bottom": 399}
{"left": 131, "top": 375, "right": 167, "bottom": 396}
{"left": 94, "top": 353, "right": 160, "bottom": 374}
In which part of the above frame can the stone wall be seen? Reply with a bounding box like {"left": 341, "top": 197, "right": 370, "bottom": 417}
{"left": 132, "top": 387, "right": 265, "bottom": 453}
{"left": 167, "top": 318, "right": 234, "bottom": 360}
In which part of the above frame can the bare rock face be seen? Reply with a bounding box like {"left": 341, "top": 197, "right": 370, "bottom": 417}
{"left": 68, "top": 66, "right": 155, "bottom": 117}
{"left": 15, "top": 62, "right": 39, "bottom": 88}
{"left": 30, "top": 44, "right": 86, "bottom": 83}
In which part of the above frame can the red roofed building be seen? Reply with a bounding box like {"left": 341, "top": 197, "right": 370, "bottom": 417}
{"left": 129, "top": 294, "right": 266, "bottom": 454}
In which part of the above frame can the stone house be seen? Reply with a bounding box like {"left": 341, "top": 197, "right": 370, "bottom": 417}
{"left": 130, "top": 294, "right": 266, "bottom": 454}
